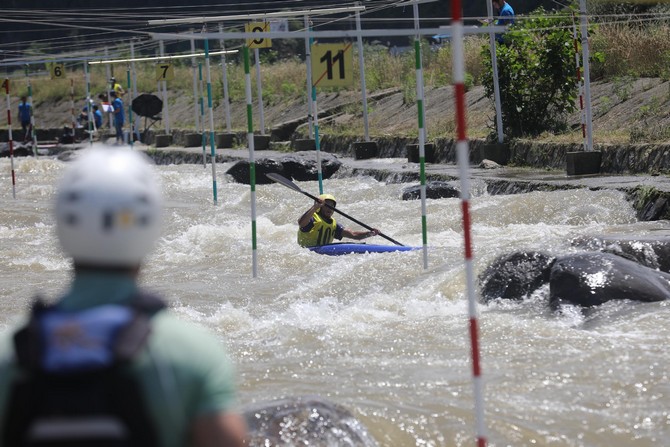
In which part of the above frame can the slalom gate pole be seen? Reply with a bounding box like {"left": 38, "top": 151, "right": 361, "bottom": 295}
{"left": 572, "top": 13, "right": 587, "bottom": 151}
{"left": 203, "top": 37, "right": 218, "bottom": 205}
{"left": 451, "top": 1, "right": 487, "bottom": 446}
{"left": 412, "top": 2, "right": 429, "bottom": 270}
{"left": 198, "top": 61, "right": 206, "bottom": 167}
{"left": 355, "top": 7, "right": 370, "bottom": 142}
{"left": 126, "top": 64, "right": 133, "bottom": 148}
{"left": 579, "top": 0, "right": 594, "bottom": 151}
{"left": 243, "top": 45, "right": 258, "bottom": 278}
{"left": 25, "top": 66, "right": 37, "bottom": 155}
{"left": 311, "top": 61, "right": 323, "bottom": 195}
{"left": 84, "top": 61, "right": 93, "bottom": 145}
{"left": 70, "top": 77, "right": 76, "bottom": 147}
{"left": 218, "top": 23, "right": 233, "bottom": 133}
{"left": 254, "top": 48, "right": 265, "bottom": 135}
{"left": 131, "top": 41, "right": 140, "bottom": 142}
{"left": 70, "top": 78, "right": 77, "bottom": 146}
{"left": 303, "top": 15, "right": 314, "bottom": 139}
{"left": 159, "top": 41, "right": 170, "bottom": 134}
{"left": 3, "top": 78, "right": 16, "bottom": 199}
{"left": 190, "top": 34, "right": 201, "bottom": 133}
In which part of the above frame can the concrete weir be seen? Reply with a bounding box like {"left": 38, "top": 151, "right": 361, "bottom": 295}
{"left": 4, "top": 134, "right": 670, "bottom": 222}
{"left": 128, "top": 144, "right": 670, "bottom": 223}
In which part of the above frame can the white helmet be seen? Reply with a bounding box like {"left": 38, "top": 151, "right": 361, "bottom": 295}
{"left": 55, "top": 147, "right": 163, "bottom": 267}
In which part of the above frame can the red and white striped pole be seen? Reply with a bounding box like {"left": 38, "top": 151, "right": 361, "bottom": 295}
{"left": 450, "top": 1, "right": 487, "bottom": 446}
{"left": 572, "top": 13, "right": 587, "bottom": 150}
{"left": 3, "top": 78, "right": 17, "bottom": 199}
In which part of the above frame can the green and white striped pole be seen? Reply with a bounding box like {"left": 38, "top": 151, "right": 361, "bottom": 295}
{"left": 203, "top": 38, "right": 218, "bottom": 204}
{"left": 126, "top": 65, "right": 133, "bottom": 148}
{"left": 413, "top": 1, "right": 429, "bottom": 269}
{"left": 218, "top": 23, "right": 232, "bottom": 133}
{"left": 24, "top": 66, "right": 37, "bottom": 155}
{"left": 311, "top": 52, "right": 324, "bottom": 195}
{"left": 70, "top": 77, "right": 76, "bottom": 147}
{"left": 198, "top": 62, "right": 206, "bottom": 167}
{"left": 243, "top": 45, "right": 258, "bottom": 278}
{"left": 84, "top": 61, "right": 93, "bottom": 145}
{"left": 190, "top": 33, "right": 200, "bottom": 134}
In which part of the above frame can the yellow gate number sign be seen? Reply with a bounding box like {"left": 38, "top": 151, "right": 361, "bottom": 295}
{"left": 311, "top": 43, "right": 353, "bottom": 88}
{"left": 50, "top": 63, "right": 65, "bottom": 80}
{"left": 156, "top": 63, "right": 174, "bottom": 82}
{"left": 245, "top": 22, "right": 271, "bottom": 49}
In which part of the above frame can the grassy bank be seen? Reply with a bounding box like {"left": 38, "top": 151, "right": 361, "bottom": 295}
{"left": 5, "top": 19, "right": 670, "bottom": 143}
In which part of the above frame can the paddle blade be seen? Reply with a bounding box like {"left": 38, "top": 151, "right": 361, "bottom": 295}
{"left": 266, "top": 173, "right": 302, "bottom": 192}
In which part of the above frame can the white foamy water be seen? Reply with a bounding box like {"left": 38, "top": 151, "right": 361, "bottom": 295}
{"left": 2, "top": 156, "right": 669, "bottom": 446}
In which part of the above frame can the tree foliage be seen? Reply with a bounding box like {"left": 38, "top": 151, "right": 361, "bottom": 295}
{"left": 480, "top": 7, "right": 578, "bottom": 138}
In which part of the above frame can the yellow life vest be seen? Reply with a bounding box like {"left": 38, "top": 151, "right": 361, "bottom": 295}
{"left": 297, "top": 212, "right": 337, "bottom": 247}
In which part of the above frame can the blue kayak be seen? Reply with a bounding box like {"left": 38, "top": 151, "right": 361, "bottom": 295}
{"left": 309, "top": 243, "right": 421, "bottom": 256}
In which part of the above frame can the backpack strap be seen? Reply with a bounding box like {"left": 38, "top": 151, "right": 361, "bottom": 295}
{"left": 114, "top": 292, "right": 166, "bottom": 362}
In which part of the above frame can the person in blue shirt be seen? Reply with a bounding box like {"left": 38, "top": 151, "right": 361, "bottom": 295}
{"left": 493, "top": 0, "right": 515, "bottom": 43}
{"left": 92, "top": 104, "right": 103, "bottom": 129}
{"left": 110, "top": 91, "right": 125, "bottom": 144}
{"left": 18, "top": 96, "right": 32, "bottom": 143}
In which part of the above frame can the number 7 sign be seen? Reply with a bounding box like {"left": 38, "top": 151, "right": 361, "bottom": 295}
{"left": 311, "top": 43, "right": 353, "bottom": 88}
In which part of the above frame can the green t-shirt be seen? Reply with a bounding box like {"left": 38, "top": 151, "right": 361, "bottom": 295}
{"left": 0, "top": 272, "right": 238, "bottom": 447}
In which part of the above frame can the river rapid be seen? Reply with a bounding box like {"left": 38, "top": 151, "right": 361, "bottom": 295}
{"left": 2, "top": 155, "right": 669, "bottom": 447}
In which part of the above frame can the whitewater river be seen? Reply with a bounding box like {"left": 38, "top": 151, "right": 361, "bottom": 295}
{"left": 2, "top": 155, "right": 669, "bottom": 446}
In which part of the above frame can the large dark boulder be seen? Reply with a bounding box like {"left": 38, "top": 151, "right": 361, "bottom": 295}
{"left": 401, "top": 181, "right": 460, "bottom": 201}
{"left": 572, "top": 235, "right": 670, "bottom": 273}
{"left": 479, "top": 251, "right": 555, "bottom": 303}
{"left": 242, "top": 395, "right": 378, "bottom": 447}
{"left": 280, "top": 151, "right": 342, "bottom": 182}
{"left": 225, "top": 158, "right": 287, "bottom": 185}
{"left": 549, "top": 252, "right": 670, "bottom": 309}
{"left": 225, "top": 152, "right": 342, "bottom": 184}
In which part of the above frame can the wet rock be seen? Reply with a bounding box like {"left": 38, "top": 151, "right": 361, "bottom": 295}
{"left": 549, "top": 252, "right": 670, "bottom": 309}
{"left": 401, "top": 181, "right": 460, "bottom": 200}
{"left": 280, "top": 151, "right": 342, "bottom": 182}
{"left": 226, "top": 152, "right": 342, "bottom": 184}
{"left": 479, "top": 251, "right": 555, "bottom": 303}
{"left": 242, "top": 395, "right": 379, "bottom": 447}
{"left": 226, "top": 158, "right": 287, "bottom": 185}
{"left": 572, "top": 235, "right": 670, "bottom": 273}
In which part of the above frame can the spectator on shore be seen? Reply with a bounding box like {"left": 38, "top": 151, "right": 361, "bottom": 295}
{"left": 18, "top": 96, "right": 32, "bottom": 143}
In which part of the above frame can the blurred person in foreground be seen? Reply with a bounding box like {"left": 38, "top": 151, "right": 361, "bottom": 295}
{"left": 0, "top": 147, "right": 247, "bottom": 447}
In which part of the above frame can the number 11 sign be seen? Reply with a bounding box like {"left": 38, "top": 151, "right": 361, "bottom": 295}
{"left": 311, "top": 43, "right": 353, "bottom": 88}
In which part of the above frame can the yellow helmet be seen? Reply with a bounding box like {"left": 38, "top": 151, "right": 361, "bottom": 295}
{"left": 319, "top": 194, "right": 337, "bottom": 206}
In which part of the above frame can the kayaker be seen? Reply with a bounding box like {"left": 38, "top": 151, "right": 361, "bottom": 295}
{"left": 0, "top": 147, "right": 247, "bottom": 447}
{"left": 298, "top": 194, "right": 380, "bottom": 247}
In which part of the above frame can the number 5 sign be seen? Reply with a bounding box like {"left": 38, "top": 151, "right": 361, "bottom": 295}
{"left": 311, "top": 43, "right": 353, "bottom": 88}
{"left": 155, "top": 63, "right": 174, "bottom": 81}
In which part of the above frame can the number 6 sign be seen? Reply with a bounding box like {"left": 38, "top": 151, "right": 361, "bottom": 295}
{"left": 50, "top": 63, "right": 65, "bottom": 80}
{"left": 311, "top": 43, "right": 353, "bottom": 88}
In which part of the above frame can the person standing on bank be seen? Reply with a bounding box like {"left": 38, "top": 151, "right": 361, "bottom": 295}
{"left": 110, "top": 76, "right": 125, "bottom": 96}
{"left": 0, "top": 148, "right": 248, "bottom": 447}
{"left": 492, "top": 0, "right": 515, "bottom": 43}
{"left": 110, "top": 90, "right": 125, "bottom": 144}
{"left": 18, "top": 96, "right": 32, "bottom": 143}
{"left": 298, "top": 194, "right": 380, "bottom": 247}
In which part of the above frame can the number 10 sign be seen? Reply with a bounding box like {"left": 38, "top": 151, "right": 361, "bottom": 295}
{"left": 311, "top": 43, "right": 353, "bottom": 88}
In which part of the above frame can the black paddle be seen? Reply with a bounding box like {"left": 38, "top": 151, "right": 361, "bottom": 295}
{"left": 266, "top": 173, "right": 405, "bottom": 246}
